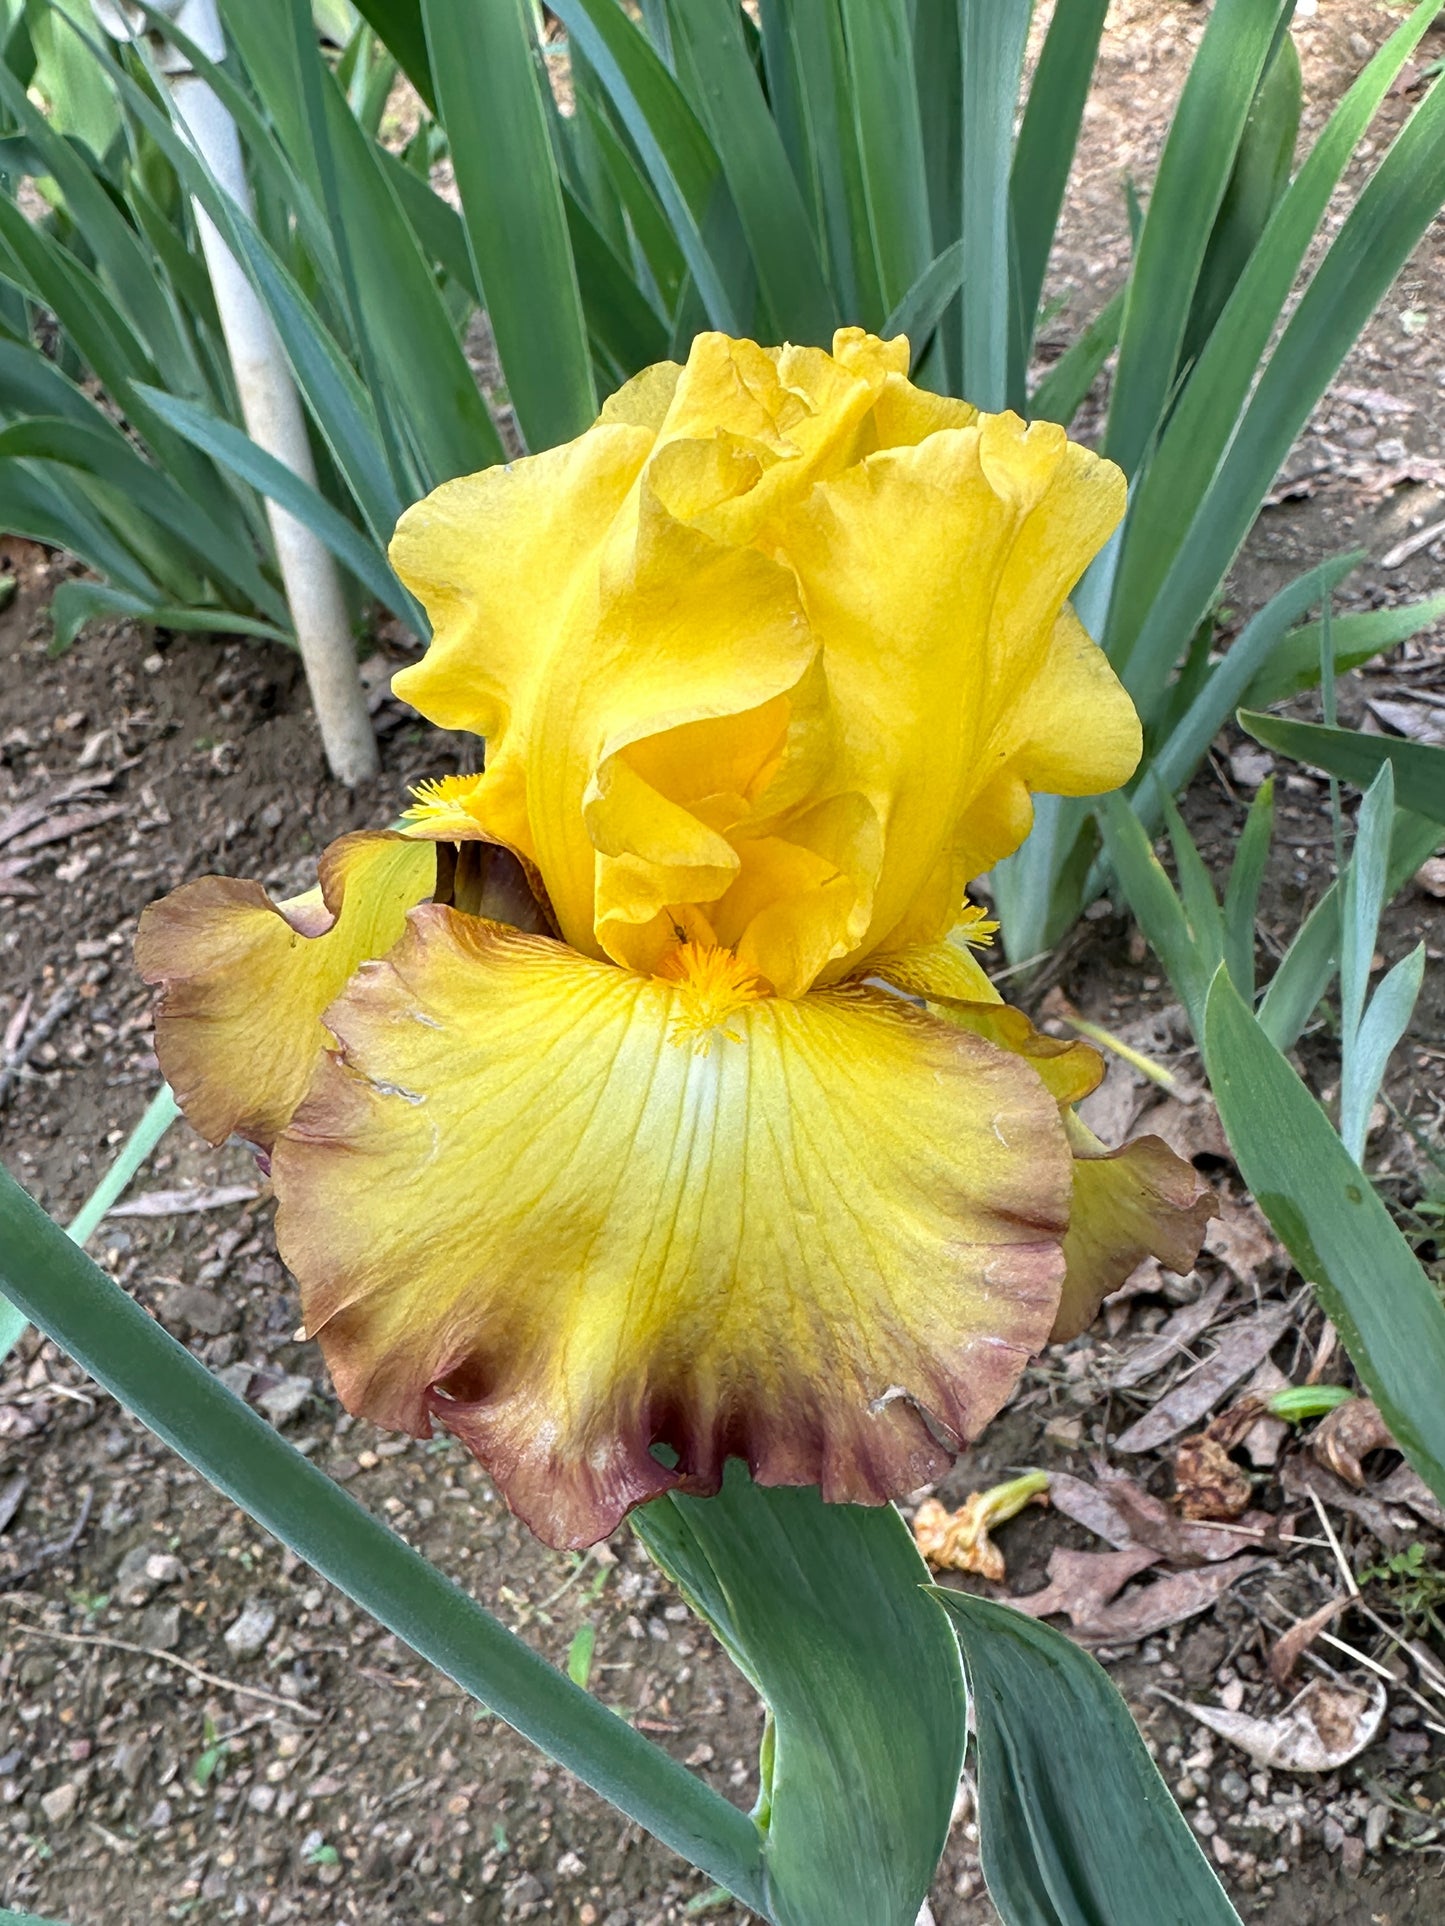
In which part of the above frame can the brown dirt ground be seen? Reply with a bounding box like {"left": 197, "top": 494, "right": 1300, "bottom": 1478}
{"left": 2, "top": 3, "right": 1444, "bottom": 1923}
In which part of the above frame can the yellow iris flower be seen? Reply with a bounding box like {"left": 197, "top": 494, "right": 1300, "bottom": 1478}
{"left": 136, "top": 330, "right": 1213, "bottom": 1549}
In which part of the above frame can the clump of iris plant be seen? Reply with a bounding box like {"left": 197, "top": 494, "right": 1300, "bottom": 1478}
{"left": 137, "top": 330, "right": 1214, "bottom": 1550}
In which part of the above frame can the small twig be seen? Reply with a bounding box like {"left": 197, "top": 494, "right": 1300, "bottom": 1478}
{"left": 3, "top": 1608, "right": 321, "bottom": 1721}
{"left": 0, "top": 985, "right": 77, "bottom": 1105}
{"left": 1307, "top": 1487, "right": 1360, "bottom": 1598}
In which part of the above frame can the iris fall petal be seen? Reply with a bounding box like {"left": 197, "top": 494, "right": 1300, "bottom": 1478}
{"left": 135, "top": 831, "right": 435, "bottom": 1149}
{"left": 271, "top": 910, "right": 1073, "bottom": 1549}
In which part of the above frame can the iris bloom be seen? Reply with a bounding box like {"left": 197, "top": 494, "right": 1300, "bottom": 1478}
{"left": 137, "top": 331, "right": 1213, "bottom": 1550}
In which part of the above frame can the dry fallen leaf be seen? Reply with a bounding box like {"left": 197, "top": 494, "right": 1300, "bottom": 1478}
{"left": 107, "top": 1184, "right": 260, "bottom": 1219}
{"left": 1312, "top": 1398, "right": 1396, "bottom": 1489}
{"left": 1281, "top": 1456, "right": 1412, "bottom": 1554}
{"left": 1047, "top": 1469, "right": 1274, "bottom": 1565}
{"left": 1376, "top": 1464, "right": 1445, "bottom": 1532}
{"left": 1201, "top": 1200, "right": 1279, "bottom": 1288}
{"left": 1160, "top": 1677, "right": 1387, "bottom": 1773}
{"left": 1008, "top": 1545, "right": 1161, "bottom": 1624}
{"left": 1013, "top": 1553, "right": 1262, "bottom": 1644}
{"left": 1114, "top": 1298, "right": 1298, "bottom": 1455}
{"left": 1105, "top": 1277, "right": 1232, "bottom": 1392}
{"left": 1268, "top": 1598, "right": 1350, "bottom": 1690}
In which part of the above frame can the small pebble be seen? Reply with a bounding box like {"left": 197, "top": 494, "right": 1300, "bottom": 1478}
{"left": 223, "top": 1602, "right": 278, "bottom": 1659}
{"left": 40, "top": 1782, "right": 78, "bottom": 1826}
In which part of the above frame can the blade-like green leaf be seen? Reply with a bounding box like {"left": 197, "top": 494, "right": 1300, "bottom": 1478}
{"left": 837, "top": 0, "right": 932, "bottom": 319}
{"left": 47, "top": 580, "right": 290, "bottom": 654}
{"left": 423, "top": 0, "right": 596, "bottom": 451}
{"left": 1095, "top": 791, "right": 1215, "bottom": 1036}
{"left": 1177, "top": 31, "right": 1300, "bottom": 377}
{"left": 1343, "top": 943, "right": 1425, "bottom": 1165}
{"left": 1241, "top": 592, "right": 1445, "bottom": 708}
{"left": 131, "top": 386, "right": 418, "bottom": 627}
{"left": 959, "top": 0, "right": 1031, "bottom": 409}
{"left": 1115, "top": 50, "right": 1445, "bottom": 696}
{"left": 1028, "top": 285, "right": 1125, "bottom": 426}
{"left": 1204, "top": 969, "right": 1445, "bottom": 1506}
{"left": 1139, "top": 551, "right": 1361, "bottom": 785}
{"left": 1256, "top": 809, "right": 1442, "bottom": 1052}
{"left": 881, "top": 240, "right": 962, "bottom": 357}
{"left": 1238, "top": 712, "right": 1445, "bottom": 824}
{"left": 1105, "top": 0, "right": 1287, "bottom": 478}
{"left": 551, "top": 0, "right": 743, "bottom": 333}
{"left": 663, "top": 0, "right": 833, "bottom": 344}
{"left": 0, "top": 415, "right": 284, "bottom": 620}
{"left": 348, "top": 0, "right": 433, "bottom": 108}
{"left": 934, "top": 1590, "right": 1243, "bottom": 1926}
{"left": 0, "top": 1165, "right": 769, "bottom": 1915}
{"left": 763, "top": 0, "right": 883, "bottom": 326}
{"left": 1010, "top": 0, "right": 1109, "bottom": 375}
{"left": 1222, "top": 777, "right": 1274, "bottom": 1001}
{"left": 635, "top": 1464, "right": 964, "bottom": 1926}
{"left": 1109, "top": 0, "right": 1442, "bottom": 666}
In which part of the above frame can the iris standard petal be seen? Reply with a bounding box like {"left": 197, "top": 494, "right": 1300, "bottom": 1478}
{"left": 270, "top": 912, "right": 1073, "bottom": 1549}
{"left": 388, "top": 418, "right": 659, "bottom": 863}
{"left": 780, "top": 413, "right": 1134, "bottom": 973}
{"left": 134, "top": 832, "right": 436, "bottom": 1150}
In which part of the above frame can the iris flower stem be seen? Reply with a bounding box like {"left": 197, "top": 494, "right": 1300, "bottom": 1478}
{"left": 0, "top": 1165, "right": 772, "bottom": 1916}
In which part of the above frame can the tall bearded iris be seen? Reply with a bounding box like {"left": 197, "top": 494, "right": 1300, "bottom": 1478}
{"left": 137, "top": 331, "right": 1213, "bottom": 1549}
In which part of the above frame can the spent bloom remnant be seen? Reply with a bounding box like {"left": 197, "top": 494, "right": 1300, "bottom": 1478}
{"left": 137, "top": 330, "right": 1213, "bottom": 1548}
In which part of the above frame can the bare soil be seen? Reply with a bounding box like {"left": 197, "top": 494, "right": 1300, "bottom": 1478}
{"left": 2, "top": 4, "right": 1444, "bottom": 1924}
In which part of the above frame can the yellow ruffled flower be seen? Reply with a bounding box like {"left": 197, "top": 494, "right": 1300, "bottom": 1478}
{"left": 136, "top": 330, "right": 1214, "bottom": 1550}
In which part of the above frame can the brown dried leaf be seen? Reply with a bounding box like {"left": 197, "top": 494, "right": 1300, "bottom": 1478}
{"left": 1281, "top": 1457, "right": 1410, "bottom": 1554}
{"left": 1131, "top": 1090, "right": 1230, "bottom": 1164}
{"left": 1113, "top": 1298, "right": 1297, "bottom": 1454}
{"left": 0, "top": 771, "right": 117, "bottom": 850}
{"left": 1162, "top": 1678, "right": 1386, "bottom": 1773}
{"left": 1376, "top": 1464, "right": 1445, "bottom": 1532}
{"left": 1009, "top": 1546, "right": 1161, "bottom": 1624}
{"left": 1020, "top": 1557, "right": 1263, "bottom": 1645}
{"left": 1312, "top": 1398, "right": 1396, "bottom": 1488}
{"left": 1202, "top": 1200, "right": 1278, "bottom": 1286}
{"left": 1268, "top": 1598, "right": 1350, "bottom": 1690}
{"left": 1105, "top": 1276, "right": 1232, "bottom": 1392}
{"left": 107, "top": 1184, "right": 260, "bottom": 1219}
{"left": 1047, "top": 1470, "right": 1275, "bottom": 1565}
{"left": 6, "top": 802, "right": 128, "bottom": 854}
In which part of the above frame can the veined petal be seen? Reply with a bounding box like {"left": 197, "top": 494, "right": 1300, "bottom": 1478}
{"left": 134, "top": 832, "right": 436, "bottom": 1149}
{"left": 271, "top": 914, "right": 1073, "bottom": 1549}
{"left": 1054, "top": 1116, "right": 1217, "bottom": 1341}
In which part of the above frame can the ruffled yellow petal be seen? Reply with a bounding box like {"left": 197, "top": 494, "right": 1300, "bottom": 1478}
{"left": 271, "top": 913, "right": 1074, "bottom": 1549}
{"left": 780, "top": 412, "right": 1132, "bottom": 973}
{"left": 1053, "top": 1116, "right": 1218, "bottom": 1342}
{"left": 389, "top": 335, "right": 1136, "bottom": 999}
{"left": 134, "top": 833, "right": 436, "bottom": 1150}
{"left": 388, "top": 419, "right": 659, "bottom": 862}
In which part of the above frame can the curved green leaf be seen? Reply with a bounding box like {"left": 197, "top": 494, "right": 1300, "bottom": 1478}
{"left": 1238, "top": 712, "right": 1445, "bottom": 824}
{"left": 423, "top": 0, "right": 596, "bottom": 451}
{"left": 1204, "top": 969, "right": 1445, "bottom": 1506}
{"left": 635, "top": 1464, "right": 964, "bottom": 1926}
{"left": 934, "top": 1590, "right": 1242, "bottom": 1926}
